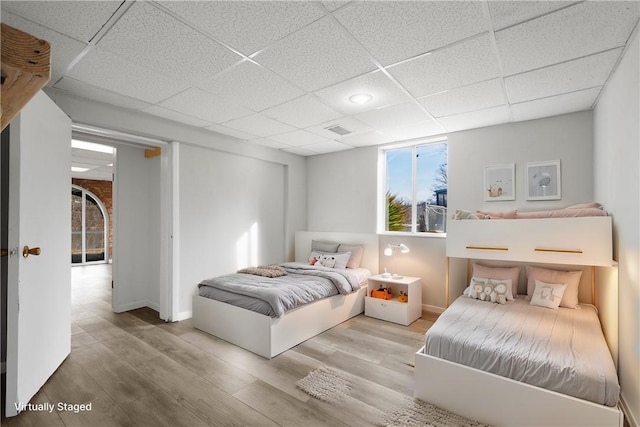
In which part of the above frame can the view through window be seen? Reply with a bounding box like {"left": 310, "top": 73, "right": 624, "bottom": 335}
{"left": 384, "top": 140, "right": 447, "bottom": 233}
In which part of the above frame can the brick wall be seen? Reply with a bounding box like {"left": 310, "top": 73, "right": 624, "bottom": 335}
{"left": 72, "top": 178, "right": 113, "bottom": 260}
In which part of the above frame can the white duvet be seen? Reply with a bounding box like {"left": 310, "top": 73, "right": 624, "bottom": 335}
{"left": 424, "top": 297, "right": 620, "bottom": 406}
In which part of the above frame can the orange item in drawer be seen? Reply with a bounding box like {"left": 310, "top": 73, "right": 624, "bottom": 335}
{"left": 371, "top": 289, "right": 392, "bottom": 300}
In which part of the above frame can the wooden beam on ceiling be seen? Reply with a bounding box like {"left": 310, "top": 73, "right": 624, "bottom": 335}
{"left": 1, "top": 23, "right": 51, "bottom": 131}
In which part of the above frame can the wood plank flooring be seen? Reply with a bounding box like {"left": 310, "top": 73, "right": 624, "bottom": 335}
{"left": 2, "top": 264, "right": 437, "bottom": 427}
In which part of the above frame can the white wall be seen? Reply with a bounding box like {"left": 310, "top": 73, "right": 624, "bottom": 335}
{"left": 112, "top": 144, "right": 161, "bottom": 312}
{"left": 307, "top": 146, "right": 378, "bottom": 232}
{"left": 447, "top": 111, "right": 594, "bottom": 216}
{"left": 594, "top": 27, "right": 639, "bottom": 427}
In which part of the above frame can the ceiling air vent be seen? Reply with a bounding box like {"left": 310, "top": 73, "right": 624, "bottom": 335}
{"left": 324, "top": 125, "right": 352, "bottom": 136}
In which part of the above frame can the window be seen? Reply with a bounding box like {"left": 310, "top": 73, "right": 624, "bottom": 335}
{"left": 71, "top": 185, "right": 109, "bottom": 264}
{"left": 382, "top": 140, "right": 447, "bottom": 233}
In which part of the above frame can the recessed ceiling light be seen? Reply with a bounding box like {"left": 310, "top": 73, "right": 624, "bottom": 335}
{"left": 349, "top": 93, "right": 373, "bottom": 105}
{"left": 71, "top": 166, "right": 90, "bottom": 172}
{"left": 71, "top": 139, "right": 114, "bottom": 154}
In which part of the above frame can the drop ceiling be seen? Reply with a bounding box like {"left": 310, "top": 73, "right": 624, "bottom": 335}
{"left": 2, "top": 1, "right": 639, "bottom": 158}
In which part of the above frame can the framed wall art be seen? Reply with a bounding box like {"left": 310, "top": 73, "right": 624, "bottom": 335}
{"left": 484, "top": 164, "right": 515, "bottom": 201}
{"left": 526, "top": 160, "right": 561, "bottom": 200}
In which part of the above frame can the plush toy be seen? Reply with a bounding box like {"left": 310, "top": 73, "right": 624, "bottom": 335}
{"left": 490, "top": 281, "right": 509, "bottom": 304}
{"left": 309, "top": 257, "right": 318, "bottom": 266}
{"left": 480, "top": 283, "right": 494, "bottom": 301}
{"left": 318, "top": 254, "right": 336, "bottom": 268}
{"left": 468, "top": 278, "right": 486, "bottom": 299}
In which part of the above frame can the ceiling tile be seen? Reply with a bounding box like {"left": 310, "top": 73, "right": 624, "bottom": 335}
{"left": 67, "top": 48, "right": 188, "bottom": 104}
{"left": 314, "top": 70, "right": 412, "bottom": 115}
{"left": 1, "top": 10, "right": 87, "bottom": 83}
{"left": 254, "top": 17, "right": 377, "bottom": 92}
{"left": 497, "top": 1, "right": 640, "bottom": 75}
{"left": 281, "top": 146, "right": 318, "bottom": 156}
{"left": 250, "top": 138, "right": 292, "bottom": 150}
{"left": 268, "top": 130, "right": 330, "bottom": 147}
{"left": 355, "top": 102, "right": 436, "bottom": 130}
{"left": 98, "top": 2, "right": 242, "bottom": 85}
{"left": 337, "top": 131, "right": 395, "bottom": 147}
{"left": 321, "top": 2, "right": 350, "bottom": 12}
{"left": 197, "top": 61, "right": 304, "bottom": 112}
{"left": 438, "top": 105, "right": 511, "bottom": 133}
{"left": 305, "top": 117, "right": 374, "bottom": 140}
{"left": 54, "top": 77, "right": 152, "bottom": 111}
{"left": 380, "top": 122, "right": 445, "bottom": 141}
{"left": 505, "top": 48, "right": 622, "bottom": 104}
{"left": 222, "top": 114, "right": 297, "bottom": 138}
{"left": 335, "top": 1, "right": 486, "bottom": 66}
{"left": 159, "top": 1, "right": 325, "bottom": 56}
{"left": 388, "top": 34, "right": 501, "bottom": 98}
{"left": 511, "top": 87, "right": 601, "bottom": 122}
{"left": 418, "top": 79, "right": 506, "bottom": 118}
{"left": 302, "top": 140, "right": 352, "bottom": 154}
{"left": 1, "top": 1, "right": 123, "bottom": 42}
{"left": 159, "top": 88, "right": 253, "bottom": 124}
{"left": 206, "top": 124, "right": 258, "bottom": 141}
{"left": 488, "top": 1, "right": 579, "bottom": 31}
{"left": 263, "top": 95, "right": 343, "bottom": 128}
{"left": 141, "top": 105, "right": 212, "bottom": 128}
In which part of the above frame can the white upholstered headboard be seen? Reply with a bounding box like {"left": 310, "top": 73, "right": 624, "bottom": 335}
{"left": 294, "top": 231, "right": 379, "bottom": 273}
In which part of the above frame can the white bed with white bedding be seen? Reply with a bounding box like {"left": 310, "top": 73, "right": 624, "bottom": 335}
{"left": 192, "top": 231, "right": 378, "bottom": 359}
{"left": 415, "top": 215, "right": 623, "bottom": 427}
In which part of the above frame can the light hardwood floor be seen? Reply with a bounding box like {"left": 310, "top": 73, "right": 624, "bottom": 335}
{"left": 2, "top": 264, "right": 437, "bottom": 427}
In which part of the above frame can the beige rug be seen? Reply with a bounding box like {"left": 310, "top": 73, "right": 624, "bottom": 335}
{"left": 297, "top": 367, "right": 489, "bottom": 427}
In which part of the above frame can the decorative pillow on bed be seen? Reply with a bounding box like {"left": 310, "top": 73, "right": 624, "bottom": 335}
{"left": 467, "top": 277, "right": 509, "bottom": 304}
{"left": 337, "top": 244, "right": 364, "bottom": 269}
{"left": 472, "top": 264, "right": 519, "bottom": 299}
{"left": 526, "top": 266, "right": 582, "bottom": 308}
{"left": 529, "top": 279, "right": 567, "bottom": 309}
{"left": 308, "top": 251, "right": 351, "bottom": 269}
{"left": 453, "top": 209, "right": 479, "bottom": 220}
{"left": 311, "top": 240, "right": 340, "bottom": 252}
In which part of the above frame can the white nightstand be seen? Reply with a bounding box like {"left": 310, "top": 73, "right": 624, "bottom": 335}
{"left": 364, "top": 274, "right": 422, "bottom": 326}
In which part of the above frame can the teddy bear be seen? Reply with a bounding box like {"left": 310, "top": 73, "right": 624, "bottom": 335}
{"left": 490, "top": 280, "right": 508, "bottom": 304}
{"left": 479, "top": 283, "right": 494, "bottom": 301}
{"left": 468, "top": 278, "right": 486, "bottom": 299}
{"left": 318, "top": 254, "right": 336, "bottom": 268}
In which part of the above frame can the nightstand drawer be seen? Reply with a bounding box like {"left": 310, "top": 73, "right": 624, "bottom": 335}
{"left": 365, "top": 297, "right": 407, "bottom": 325}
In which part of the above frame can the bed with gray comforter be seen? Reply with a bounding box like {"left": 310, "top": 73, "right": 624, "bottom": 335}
{"left": 198, "top": 262, "right": 363, "bottom": 318}
{"left": 423, "top": 296, "right": 620, "bottom": 406}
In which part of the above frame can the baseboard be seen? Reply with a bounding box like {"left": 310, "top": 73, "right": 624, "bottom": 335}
{"left": 175, "top": 310, "right": 192, "bottom": 321}
{"left": 115, "top": 300, "right": 160, "bottom": 314}
{"left": 620, "top": 392, "right": 638, "bottom": 427}
{"left": 422, "top": 304, "right": 445, "bottom": 315}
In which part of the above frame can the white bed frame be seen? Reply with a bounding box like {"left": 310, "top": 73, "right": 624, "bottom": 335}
{"left": 414, "top": 217, "right": 623, "bottom": 427}
{"left": 192, "top": 231, "right": 379, "bottom": 359}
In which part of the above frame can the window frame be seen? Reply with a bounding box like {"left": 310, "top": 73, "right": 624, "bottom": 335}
{"left": 377, "top": 137, "right": 448, "bottom": 237}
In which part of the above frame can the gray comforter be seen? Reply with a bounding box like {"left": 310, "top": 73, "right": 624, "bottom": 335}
{"left": 424, "top": 297, "right": 620, "bottom": 406}
{"left": 198, "top": 262, "right": 361, "bottom": 318}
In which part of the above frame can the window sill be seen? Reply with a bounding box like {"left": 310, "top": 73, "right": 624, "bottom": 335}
{"left": 377, "top": 231, "right": 447, "bottom": 239}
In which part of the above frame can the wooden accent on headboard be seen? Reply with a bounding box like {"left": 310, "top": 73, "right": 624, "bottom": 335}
{"left": 1, "top": 23, "right": 51, "bottom": 131}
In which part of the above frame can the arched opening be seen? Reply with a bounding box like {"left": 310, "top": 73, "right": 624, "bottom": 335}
{"left": 71, "top": 185, "right": 109, "bottom": 264}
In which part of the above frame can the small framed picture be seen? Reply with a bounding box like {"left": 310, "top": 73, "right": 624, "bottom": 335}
{"left": 484, "top": 164, "right": 515, "bottom": 201}
{"left": 526, "top": 160, "right": 561, "bottom": 200}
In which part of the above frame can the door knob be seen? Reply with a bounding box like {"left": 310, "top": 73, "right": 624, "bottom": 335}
{"left": 22, "top": 246, "right": 41, "bottom": 258}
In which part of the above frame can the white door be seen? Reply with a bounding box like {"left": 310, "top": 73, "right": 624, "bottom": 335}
{"left": 5, "top": 91, "right": 71, "bottom": 416}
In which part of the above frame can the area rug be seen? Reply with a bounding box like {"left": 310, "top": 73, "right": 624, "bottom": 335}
{"left": 297, "top": 367, "right": 489, "bottom": 427}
